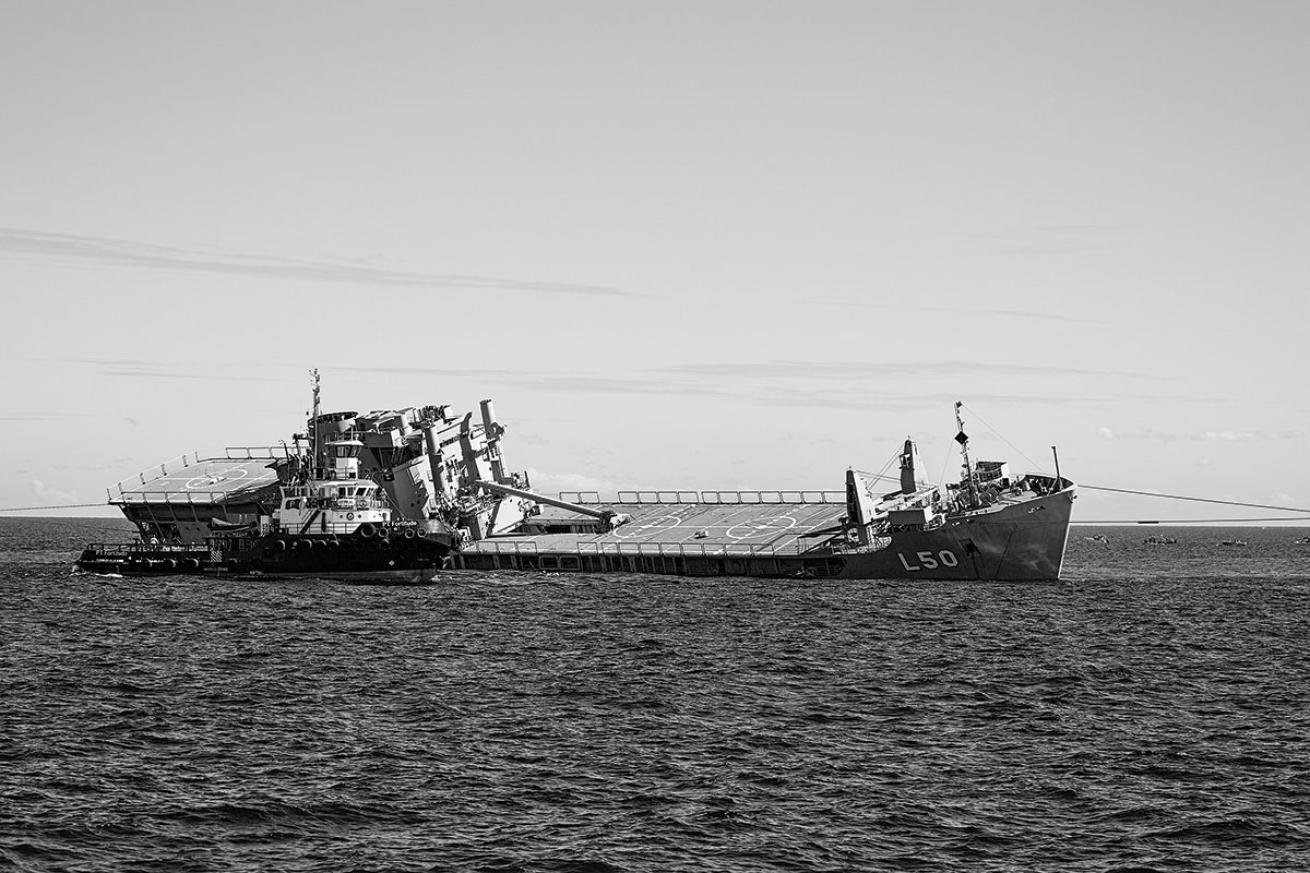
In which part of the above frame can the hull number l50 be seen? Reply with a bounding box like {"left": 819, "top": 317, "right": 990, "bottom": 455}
{"left": 897, "top": 550, "right": 960, "bottom": 571}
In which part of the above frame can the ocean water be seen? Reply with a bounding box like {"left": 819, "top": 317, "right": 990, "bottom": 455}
{"left": 2, "top": 517, "right": 1308, "bottom": 872}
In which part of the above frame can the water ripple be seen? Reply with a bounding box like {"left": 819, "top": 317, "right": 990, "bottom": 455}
{"left": 1, "top": 518, "right": 1308, "bottom": 871}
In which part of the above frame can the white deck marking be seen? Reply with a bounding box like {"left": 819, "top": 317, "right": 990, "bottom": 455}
{"left": 726, "top": 514, "right": 798, "bottom": 540}
{"left": 183, "top": 466, "right": 251, "bottom": 490}
{"left": 611, "top": 514, "right": 683, "bottom": 540}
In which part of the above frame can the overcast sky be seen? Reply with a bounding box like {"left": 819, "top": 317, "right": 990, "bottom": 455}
{"left": 2, "top": 1, "right": 1307, "bottom": 523}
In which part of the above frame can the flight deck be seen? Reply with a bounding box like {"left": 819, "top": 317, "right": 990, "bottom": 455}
{"left": 456, "top": 490, "right": 853, "bottom": 576}
{"left": 110, "top": 449, "right": 288, "bottom": 505}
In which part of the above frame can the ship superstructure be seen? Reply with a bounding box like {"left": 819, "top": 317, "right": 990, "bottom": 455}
{"left": 107, "top": 375, "right": 532, "bottom": 548}
{"left": 79, "top": 371, "right": 542, "bottom": 580}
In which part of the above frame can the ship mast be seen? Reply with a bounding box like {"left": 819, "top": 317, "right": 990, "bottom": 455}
{"left": 954, "top": 401, "right": 979, "bottom": 506}
{"left": 310, "top": 368, "right": 321, "bottom": 480}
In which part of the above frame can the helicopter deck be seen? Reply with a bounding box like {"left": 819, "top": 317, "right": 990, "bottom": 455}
{"left": 458, "top": 491, "right": 850, "bottom": 571}
{"left": 111, "top": 450, "right": 286, "bottom": 505}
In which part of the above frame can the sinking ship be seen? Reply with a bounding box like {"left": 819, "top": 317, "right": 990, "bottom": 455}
{"left": 77, "top": 376, "right": 1075, "bottom": 582}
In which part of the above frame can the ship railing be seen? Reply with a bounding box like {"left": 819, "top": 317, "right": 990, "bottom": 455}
{"left": 111, "top": 488, "right": 269, "bottom": 506}
{"left": 466, "top": 540, "right": 540, "bottom": 555}
{"left": 828, "top": 536, "right": 893, "bottom": 554}
{"left": 114, "top": 490, "right": 236, "bottom": 505}
{"left": 557, "top": 491, "right": 604, "bottom": 504}
{"left": 466, "top": 538, "right": 839, "bottom": 559}
{"left": 575, "top": 541, "right": 817, "bottom": 558}
{"left": 309, "top": 523, "right": 382, "bottom": 536}
{"left": 332, "top": 498, "right": 366, "bottom": 511}
{"left": 223, "top": 446, "right": 296, "bottom": 461}
{"left": 110, "top": 450, "right": 203, "bottom": 497}
{"left": 81, "top": 541, "right": 208, "bottom": 556}
{"left": 557, "top": 490, "right": 846, "bottom": 506}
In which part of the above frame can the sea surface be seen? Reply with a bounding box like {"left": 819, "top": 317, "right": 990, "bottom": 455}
{"left": 2, "top": 517, "right": 1308, "bottom": 872}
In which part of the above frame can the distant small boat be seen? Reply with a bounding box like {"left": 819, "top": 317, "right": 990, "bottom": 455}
{"left": 1084, "top": 534, "right": 1110, "bottom": 543}
{"left": 1295, "top": 536, "right": 1310, "bottom": 545}
{"left": 1143, "top": 535, "right": 1178, "bottom": 545}
{"left": 1218, "top": 539, "right": 1248, "bottom": 547}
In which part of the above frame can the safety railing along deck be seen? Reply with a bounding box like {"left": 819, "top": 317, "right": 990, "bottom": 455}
{"left": 556, "top": 490, "right": 846, "bottom": 506}
{"left": 464, "top": 539, "right": 834, "bottom": 558}
{"left": 109, "top": 446, "right": 292, "bottom": 500}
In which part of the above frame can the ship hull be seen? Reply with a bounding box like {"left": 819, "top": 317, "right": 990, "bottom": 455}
{"left": 80, "top": 488, "right": 1073, "bottom": 584}
{"left": 454, "top": 485, "right": 1075, "bottom": 582}
{"left": 75, "top": 529, "right": 454, "bottom": 582}
{"left": 831, "top": 485, "right": 1074, "bottom": 581}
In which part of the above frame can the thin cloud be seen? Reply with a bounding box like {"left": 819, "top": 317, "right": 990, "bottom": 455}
{"left": 976, "top": 224, "right": 1127, "bottom": 257}
{"left": 338, "top": 365, "right": 737, "bottom": 401}
{"left": 762, "top": 387, "right": 1102, "bottom": 412}
{"left": 65, "top": 359, "right": 281, "bottom": 383}
{"left": 0, "top": 413, "right": 76, "bottom": 422}
{"left": 51, "top": 357, "right": 1125, "bottom": 411}
{"left": 339, "top": 365, "right": 524, "bottom": 379}
{"left": 1192, "top": 429, "right": 1306, "bottom": 442}
{"left": 0, "top": 227, "right": 640, "bottom": 298}
{"left": 1095, "top": 427, "right": 1180, "bottom": 443}
{"left": 30, "top": 479, "right": 80, "bottom": 505}
{"left": 815, "top": 301, "right": 1113, "bottom": 326}
{"left": 1096, "top": 427, "right": 1304, "bottom": 443}
{"left": 655, "top": 360, "right": 1152, "bottom": 380}
{"left": 0, "top": 410, "right": 141, "bottom": 424}
{"left": 347, "top": 362, "right": 1115, "bottom": 407}
{"left": 492, "top": 374, "right": 735, "bottom": 399}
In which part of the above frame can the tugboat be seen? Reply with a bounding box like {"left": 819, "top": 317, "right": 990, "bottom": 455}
{"left": 77, "top": 371, "right": 456, "bottom": 582}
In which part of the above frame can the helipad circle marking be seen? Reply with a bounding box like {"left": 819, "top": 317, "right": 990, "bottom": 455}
{"left": 184, "top": 466, "right": 251, "bottom": 490}
{"left": 726, "top": 515, "right": 798, "bottom": 540}
{"left": 612, "top": 514, "right": 683, "bottom": 539}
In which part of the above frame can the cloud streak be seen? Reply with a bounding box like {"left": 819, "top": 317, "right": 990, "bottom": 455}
{"left": 654, "top": 360, "right": 1152, "bottom": 380}
{"left": 816, "top": 300, "right": 1113, "bottom": 326}
{"left": 0, "top": 227, "right": 640, "bottom": 298}
{"left": 51, "top": 358, "right": 1149, "bottom": 414}
{"left": 1097, "top": 426, "right": 1306, "bottom": 443}
{"left": 976, "top": 224, "right": 1128, "bottom": 258}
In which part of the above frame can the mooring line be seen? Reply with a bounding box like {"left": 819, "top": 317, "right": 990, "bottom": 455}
{"left": 0, "top": 503, "right": 107, "bottom": 512}
{"left": 1081, "top": 485, "right": 1310, "bottom": 515}
{"left": 1078, "top": 516, "right": 1310, "bottom": 525}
